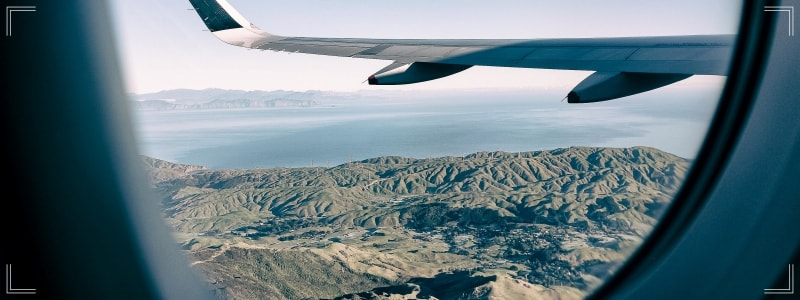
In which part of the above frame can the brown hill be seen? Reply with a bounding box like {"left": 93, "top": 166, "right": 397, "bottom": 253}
{"left": 148, "top": 146, "right": 686, "bottom": 236}
{"left": 144, "top": 146, "right": 689, "bottom": 299}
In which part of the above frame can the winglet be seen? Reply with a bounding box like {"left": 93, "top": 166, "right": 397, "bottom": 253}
{"left": 188, "top": 0, "right": 279, "bottom": 47}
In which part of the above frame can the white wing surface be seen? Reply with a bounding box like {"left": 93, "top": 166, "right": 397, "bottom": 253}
{"left": 188, "top": 0, "right": 734, "bottom": 103}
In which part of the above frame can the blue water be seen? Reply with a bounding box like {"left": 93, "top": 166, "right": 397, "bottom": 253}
{"left": 132, "top": 89, "right": 719, "bottom": 169}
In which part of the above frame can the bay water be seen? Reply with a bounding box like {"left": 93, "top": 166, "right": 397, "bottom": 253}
{"left": 132, "top": 89, "right": 718, "bottom": 169}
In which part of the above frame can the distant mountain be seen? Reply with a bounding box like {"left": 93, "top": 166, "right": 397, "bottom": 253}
{"left": 144, "top": 147, "right": 688, "bottom": 299}
{"left": 129, "top": 88, "right": 371, "bottom": 110}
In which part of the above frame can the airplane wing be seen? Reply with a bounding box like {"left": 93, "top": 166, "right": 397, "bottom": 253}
{"left": 188, "top": 0, "right": 734, "bottom": 103}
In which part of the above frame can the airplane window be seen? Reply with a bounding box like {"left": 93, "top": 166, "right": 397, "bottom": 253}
{"left": 111, "top": 0, "right": 741, "bottom": 298}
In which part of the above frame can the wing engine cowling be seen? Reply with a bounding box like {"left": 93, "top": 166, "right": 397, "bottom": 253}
{"left": 567, "top": 72, "right": 692, "bottom": 103}
{"left": 368, "top": 62, "right": 472, "bottom": 85}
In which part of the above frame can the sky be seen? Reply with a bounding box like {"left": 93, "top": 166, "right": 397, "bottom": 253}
{"left": 109, "top": 0, "right": 741, "bottom": 94}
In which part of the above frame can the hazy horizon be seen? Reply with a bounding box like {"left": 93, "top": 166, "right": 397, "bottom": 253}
{"left": 132, "top": 87, "right": 719, "bottom": 169}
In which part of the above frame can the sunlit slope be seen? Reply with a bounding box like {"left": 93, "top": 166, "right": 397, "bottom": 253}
{"left": 149, "top": 146, "right": 686, "bottom": 236}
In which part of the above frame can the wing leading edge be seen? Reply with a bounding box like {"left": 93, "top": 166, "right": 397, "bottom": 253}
{"left": 188, "top": 0, "right": 734, "bottom": 103}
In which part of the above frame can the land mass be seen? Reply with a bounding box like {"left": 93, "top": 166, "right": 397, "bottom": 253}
{"left": 144, "top": 146, "right": 688, "bottom": 299}
{"left": 130, "top": 88, "right": 374, "bottom": 111}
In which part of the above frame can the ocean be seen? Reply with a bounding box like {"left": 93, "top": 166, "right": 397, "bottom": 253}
{"left": 132, "top": 88, "right": 719, "bottom": 169}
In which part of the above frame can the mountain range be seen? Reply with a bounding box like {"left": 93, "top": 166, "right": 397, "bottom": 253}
{"left": 144, "top": 146, "right": 688, "bottom": 299}
{"left": 130, "top": 88, "right": 369, "bottom": 110}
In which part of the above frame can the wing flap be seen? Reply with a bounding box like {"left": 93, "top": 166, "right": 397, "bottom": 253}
{"left": 523, "top": 47, "right": 637, "bottom": 61}
{"left": 628, "top": 47, "right": 730, "bottom": 61}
